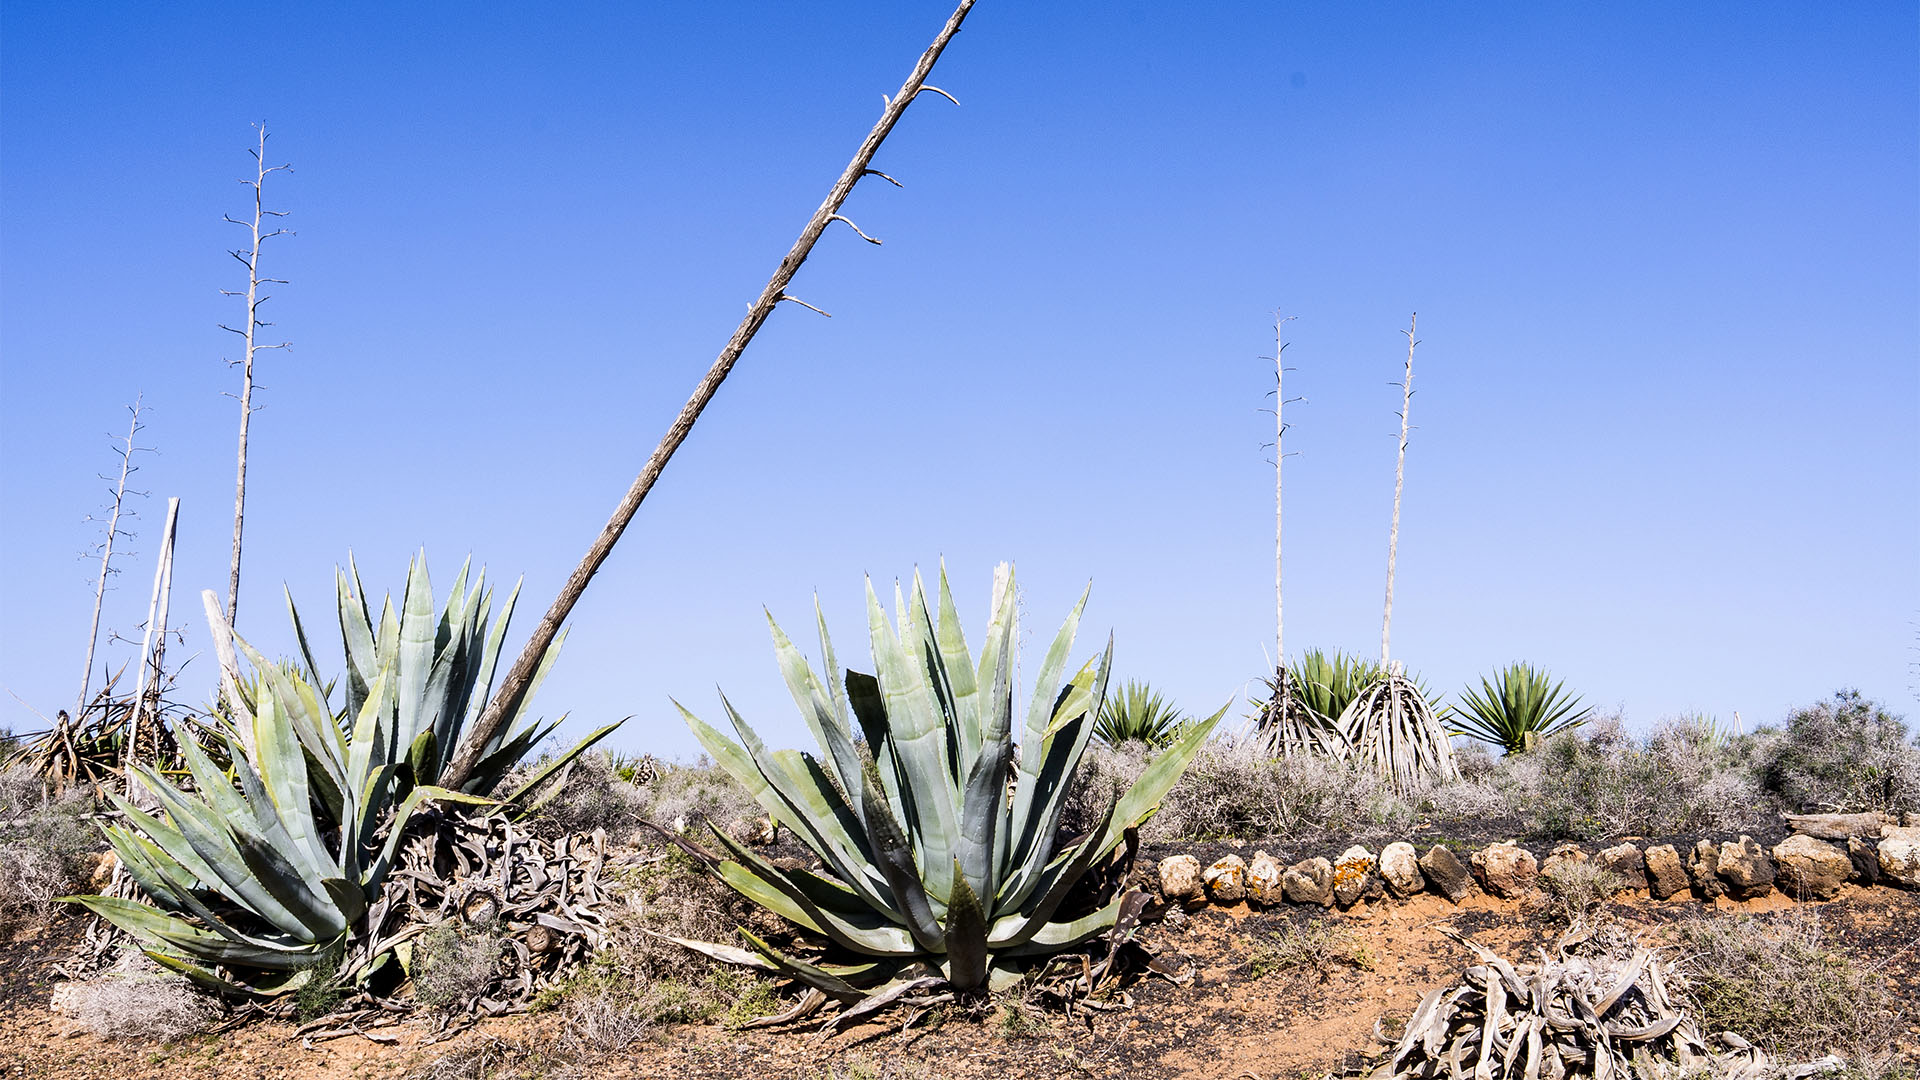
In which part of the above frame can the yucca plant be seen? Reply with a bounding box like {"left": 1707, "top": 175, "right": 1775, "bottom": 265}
{"left": 1449, "top": 663, "right": 1591, "bottom": 755}
{"left": 1094, "top": 681, "right": 1187, "bottom": 748}
{"left": 66, "top": 554, "right": 616, "bottom": 997}
{"left": 675, "top": 565, "right": 1221, "bottom": 1001}
{"left": 1340, "top": 664, "right": 1458, "bottom": 792}
{"left": 1256, "top": 648, "right": 1383, "bottom": 758}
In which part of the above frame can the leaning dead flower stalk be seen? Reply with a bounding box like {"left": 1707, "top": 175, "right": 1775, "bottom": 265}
{"left": 1380, "top": 313, "right": 1416, "bottom": 667}
{"left": 445, "top": 0, "right": 977, "bottom": 789}
{"left": 76, "top": 397, "right": 151, "bottom": 716}
{"left": 125, "top": 496, "right": 179, "bottom": 774}
{"left": 219, "top": 123, "right": 292, "bottom": 627}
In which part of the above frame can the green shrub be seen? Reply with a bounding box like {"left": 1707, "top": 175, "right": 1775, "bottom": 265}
{"left": 1758, "top": 690, "right": 1920, "bottom": 816}
{"left": 1508, "top": 717, "right": 1768, "bottom": 840}
{"left": 412, "top": 922, "right": 502, "bottom": 1015}
{"left": 0, "top": 767, "right": 97, "bottom": 936}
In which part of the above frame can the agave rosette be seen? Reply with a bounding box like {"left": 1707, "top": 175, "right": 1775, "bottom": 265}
{"left": 677, "top": 564, "right": 1221, "bottom": 997}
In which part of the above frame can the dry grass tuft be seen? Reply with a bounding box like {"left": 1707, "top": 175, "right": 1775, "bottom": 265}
{"left": 1675, "top": 909, "right": 1908, "bottom": 1078}
{"left": 61, "top": 953, "right": 220, "bottom": 1042}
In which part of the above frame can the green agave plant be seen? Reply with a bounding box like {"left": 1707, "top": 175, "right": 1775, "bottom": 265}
{"left": 675, "top": 565, "right": 1221, "bottom": 999}
{"left": 1450, "top": 662, "right": 1591, "bottom": 755}
{"left": 66, "top": 553, "right": 617, "bottom": 996}
{"left": 1094, "top": 680, "right": 1187, "bottom": 749}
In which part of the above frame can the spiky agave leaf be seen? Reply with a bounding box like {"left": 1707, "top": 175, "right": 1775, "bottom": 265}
{"left": 1094, "top": 681, "right": 1187, "bottom": 749}
{"left": 1448, "top": 662, "right": 1591, "bottom": 755}
{"left": 681, "top": 564, "right": 1222, "bottom": 996}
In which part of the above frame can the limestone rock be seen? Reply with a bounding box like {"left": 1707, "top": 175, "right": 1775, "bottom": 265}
{"left": 1596, "top": 844, "right": 1647, "bottom": 893}
{"left": 1689, "top": 840, "right": 1728, "bottom": 900}
{"left": 1715, "top": 836, "right": 1775, "bottom": 899}
{"left": 1203, "top": 854, "right": 1248, "bottom": 902}
{"left": 1158, "top": 854, "right": 1204, "bottom": 903}
{"left": 1419, "top": 845, "right": 1475, "bottom": 902}
{"left": 1282, "top": 857, "right": 1334, "bottom": 906}
{"left": 1783, "top": 811, "right": 1887, "bottom": 841}
{"left": 1378, "top": 841, "right": 1424, "bottom": 897}
{"left": 1470, "top": 843, "right": 1538, "bottom": 899}
{"left": 1333, "top": 846, "right": 1378, "bottom": 907}
{"left": 1879, "top": 825, "right": 1920, "bottom": 888}
{"left": 1848, "top": 837, "right": 1881, "bottom": 886}
{"left": 1540, "top": 843, "right": 1587, "bottom": 880}
{"left": 1246, "top": 851, "right": 1286, "bottom": 906}
{"left": 1643, "top": 844, "right": 1688, "bottom": 899}
{"left": 1772, "top": 835, "right": 1851, "bottom": 900}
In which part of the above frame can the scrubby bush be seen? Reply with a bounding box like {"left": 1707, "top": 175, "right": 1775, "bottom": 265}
{"left": 1503, "top": 716, "right": 1770, "bottom": 840}
{"left": 1676, "top": 910, "right": 1906, "bottom": 1076}
{"left": 513, "top": 750, "right": 648, "bottom": 841}
{"left": 0, "top": 767, "right": 98, "bottom": 935}
{"left": 632, "top": 754, "right": 760, "bottom": 834}
{"left": 1757, "top": 690, "right": 1920, "bottom": 816}
{"left": 63, "top": 953, "right": 221, "bottom": 1041}
{"left": 413, "top": 922, "right": 503, "bottom": 1016}
{"left": 1069, "top": 737, "right": 1425, "bottom": 842}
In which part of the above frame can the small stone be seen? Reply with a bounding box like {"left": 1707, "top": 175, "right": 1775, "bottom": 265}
{"left": 1848, "top": 837, "right": 1882, "bottom": 886}
{"left": 1540, "top": 843, "right": 1587, "bottom": 880}
{"left": 1158, "top": 854, "right": 1204, "bottom": 903}
{"left": 1378, "top": 841, "right": 1424, "bottom": 897}
{"left": 1203, "top": 854, "right": 1249, "bottom": 902}
{"left": 1246, "top": 851, "right": 1286, "bottom": 906}
{"left": 1596, "top": 844, "right": 1647, "bottom": 893}
{"left": 1878, "top": 825, "right": 1920, "bottom": 888}
{"left": 1715, "top": 836, "right": 1775, "bottom": 900}
{"left": 1469, "top": 843, "right": 1538, "bottom": 899}
{"left": 86, "top": 851, "right": 118, "bottom": 891}
{"left": 1772, "top": 835, "right": 1851, "bottom": 900}
{"left": 1332, "top": 846, "right": 1377, "bottom": 907}
{"left": 1418, "top": 845, "right": 1474, "bottom": 902}
{"left": 1283, "top": 856, "right": 1334, "bottom": 906}
{"left": 1644, "top": 844, "right": 1688, "bottom": 899}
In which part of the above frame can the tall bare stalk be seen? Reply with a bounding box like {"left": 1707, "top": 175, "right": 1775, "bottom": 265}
{"left": 77, "top": 398, "right": 152, "bottom": 716}
{"left": 1381, "top": 313, "right": 1417, "bottom": 667}
{"left": 126, "top": 497, "right": 180, "bottom": 773}
{"left": 220, "top": 124, "right": 292, "bottom": 627}
{"left": 444, "top": 0, "right": 978, "bottom": 788}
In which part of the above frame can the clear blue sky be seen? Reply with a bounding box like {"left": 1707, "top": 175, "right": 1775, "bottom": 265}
{"left": 3, "top": 3, "right": 1915, "bottom": 758}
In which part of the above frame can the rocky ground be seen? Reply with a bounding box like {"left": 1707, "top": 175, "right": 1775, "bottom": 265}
{"left": 3, "top": 880, "right": 1915, "bottom": 1080}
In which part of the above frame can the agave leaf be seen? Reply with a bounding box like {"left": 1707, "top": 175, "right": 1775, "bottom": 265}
{"left": 648, "top": 931, "right": 778, "bottom": 972}
{"left": 996, "top": 894, "right": 1127, "bottom": 957}
{"left": 865, "top": 579, "right": 958, "bottom": 902}
{"left": 933, "top": 563, "right": 980, "bottom": 753}
{"left": 1095, "top": 702, "right": 1226, "bottom": 856}
{"left": 714, "top": 858, "right": 916, "bottom": 957}
{"left": 943, "top": 863, "right": 989, "bottom": 990}
{"left": 737, "top": 928, "right": 873, "bottom": 998}
{"left": 337, "top": 565, "right": 378, "bottom": 722}
{"left": 67, "top": 895, "right": 330, "bottom": 969}
{"left": 989, "top": 800, "right": 1117, "bottom": 947}
{"left": 468, "top": 578, "right": 521, "bottom": 722}
{"left": 955, "top": 608, "right": 1013, "bottom": 906}
{"left": 856, "top": 760, "right": 945, "bottom": 951}
{"left": 769, "top": 612, "right": 865, "bottom": 817}
{"left": 119, "top": 772, "right": 312, "bottom": 938}
{"left": 394, "top": 554, "right": 437, "bottom": 757}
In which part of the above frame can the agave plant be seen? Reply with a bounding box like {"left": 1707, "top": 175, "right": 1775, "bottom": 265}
{"left": 66, "top": 554, "right": 616, "bottom": 996}
{"left": 675, "top": 565, "right": 1221, "bottom": 1001}
{"left": 1340, "top": 664, "right": 1458, "bottom": 792}
{"left": 1094, "top": 681, "right": 1187, "bottom": 749}
{"left": 1450, "top": 663, "right": 1591, "bottom": 755}
{"left": 1255, "top": 649, "right": 1383, "bottom": 758}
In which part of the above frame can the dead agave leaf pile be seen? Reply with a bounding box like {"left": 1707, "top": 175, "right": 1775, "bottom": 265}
{"left": 1368, "top": 935, "right": 1845, "bottom": 1080}
{"left": 384, "top": 815, "right": 613, "bottom": 1019}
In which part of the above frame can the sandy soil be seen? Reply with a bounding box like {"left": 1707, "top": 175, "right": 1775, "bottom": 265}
{"left": 3, "top": 886, "right": 1914, "bottom": 1080}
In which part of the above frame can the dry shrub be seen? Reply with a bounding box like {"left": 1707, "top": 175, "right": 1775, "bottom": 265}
{"left": 1675, "top": 910, "right": 1907, "bottom": 1077}
{"left": 63, "top": 953, "right": 220, "bottom": 1042}
{"left": 414, "top": 922, "right": 504, "bottom": 1015}
{"left": 0, "top": 767, "right": 98, "bottom": 935}
{"left": 1540, "top": 860, "right": 1623, "bottom": 928}
{"left": 1247, "top": 917, "right": 1375, "bottom": 977}
{"left": 511, "top": 751, "right": 648, "bottom": 842}
{"left": 634, "top": 755, "right": 758, "bottom": 832}
{"left": 1504, "top": 716, "right": 1770, "bottom": 840}
{"left": 1758, "top": 690, "right": 1920, "bottom": 816}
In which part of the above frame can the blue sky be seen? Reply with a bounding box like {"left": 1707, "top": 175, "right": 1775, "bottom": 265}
{"left": 3, "top": 3, "right": 1915, "bottom": 758}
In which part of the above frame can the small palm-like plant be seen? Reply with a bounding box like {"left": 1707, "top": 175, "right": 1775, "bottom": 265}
{"left": 676, "top": 565, "right": 1220, "bottom": 1001}
{"left": 1094, "top": 681, "right": 1186, "bottom": 748}
{"left": 66, "top": 554, "right": 616, "bottom": 996}
{"left": 1449, "top": 662, "right": 1591, "bottom": 755}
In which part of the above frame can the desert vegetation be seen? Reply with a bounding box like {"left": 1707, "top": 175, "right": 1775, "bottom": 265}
{"left": 2, "top": 2, "right": 1914, "bottom": 1079}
